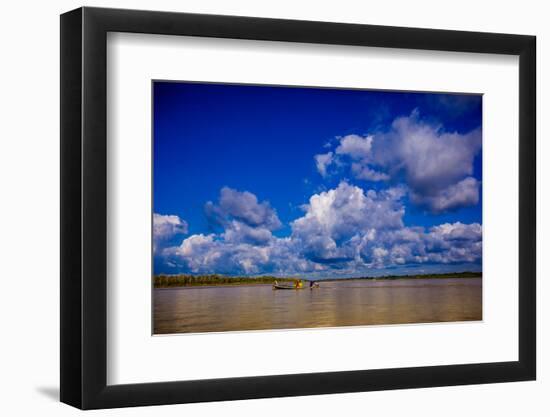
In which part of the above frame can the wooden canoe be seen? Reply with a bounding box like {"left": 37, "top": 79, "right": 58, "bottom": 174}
{"left": 272, "top": 283, "right": 301, "bottom": 290}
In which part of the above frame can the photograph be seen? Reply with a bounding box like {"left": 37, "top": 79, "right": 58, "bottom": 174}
{"left": 152, "top": 81, "right": 483, "bottom": 334}
{"left": 1, "top": 0, "right": 543, "bottom": 413}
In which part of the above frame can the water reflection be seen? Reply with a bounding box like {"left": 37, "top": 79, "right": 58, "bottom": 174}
{"left": 154, "top": 278, "right": 482, "bottom": 334}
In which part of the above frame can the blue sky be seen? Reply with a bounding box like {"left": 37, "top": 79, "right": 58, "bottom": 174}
{"left": 153, "top": 81, "right": 482, "bottom": 278}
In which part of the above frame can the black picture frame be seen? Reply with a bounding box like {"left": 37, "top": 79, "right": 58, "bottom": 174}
{"left": 60, "top": 6, "right": 536, "bottom": 410}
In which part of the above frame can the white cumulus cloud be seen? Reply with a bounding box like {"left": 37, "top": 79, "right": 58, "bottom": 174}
{"left": 316, "top": 110, "right": 482, "bottom": 213}
{"left": 335, "top": 134, "right": 374, "bottom": 159}
{"left": 291, "top": 181, "right": 405, "bottom": 263}
{"left": 157, "top": 185, "right": 482, "bottom": 276}
{"left": 205, "top": 187, "right": 281, "bottom": 230}
{"left": 153, "top": 213, "right": 188, "bottom": 254}
{"left": 314, "top": 152, "right": 333, "bottom": 177}
{"left": 153, "top": 213, "right": 188, "bottom": 238}
{"left": 410, "top": 177, "right": 480, "bottom": 213}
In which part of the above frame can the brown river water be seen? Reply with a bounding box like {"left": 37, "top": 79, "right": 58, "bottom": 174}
{"left": 153, "top": 278, "right": 482, "bottom": 334}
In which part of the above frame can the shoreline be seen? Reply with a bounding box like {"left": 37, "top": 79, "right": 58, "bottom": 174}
{"left": 154, "top": 273, "right": 482, "bottom": 289}
{"left": 155, "top": 283, "right": 275, "bottom": 290}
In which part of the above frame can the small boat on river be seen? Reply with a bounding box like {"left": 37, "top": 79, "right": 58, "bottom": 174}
{"left": 273, "top": 280, "right": 304, "bottom": 290}
{"left": 272, "top": 280, "right": 319, "bottom": 290}
{"left": 272, "top": 283, "right": 300, "bottom": 290}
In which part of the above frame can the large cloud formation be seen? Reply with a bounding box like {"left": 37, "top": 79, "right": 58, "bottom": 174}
{"left": 314, "top": 110, "right": 482, "bottom": 213}
{"left": 155, "top": 184, "right": 482, "bottom": 276}
{"left": 291, "top": 182, "right": 405, "bottom": 263}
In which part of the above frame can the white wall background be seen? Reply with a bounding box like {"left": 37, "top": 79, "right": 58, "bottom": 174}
{"left": 0, "top": 0, "right": 545, "bottom": 415}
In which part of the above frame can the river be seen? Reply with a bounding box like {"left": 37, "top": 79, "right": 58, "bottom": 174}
{"left": 153, "top": 277, "right": 482, "bottom": 334}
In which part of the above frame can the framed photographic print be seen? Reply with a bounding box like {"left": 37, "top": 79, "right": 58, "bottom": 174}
{"left": 60, "top": 7, "right": 536, "bottom": 409}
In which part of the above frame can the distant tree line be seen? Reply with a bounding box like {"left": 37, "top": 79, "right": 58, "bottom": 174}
{"left": 322, "top": 271, "right": 482, "bottom": 281}
{"left": 153, "top": 271, "right": 481, "bottom": 288}
{"left": 153, "top": 274, "right": 297, "bottom": 288}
